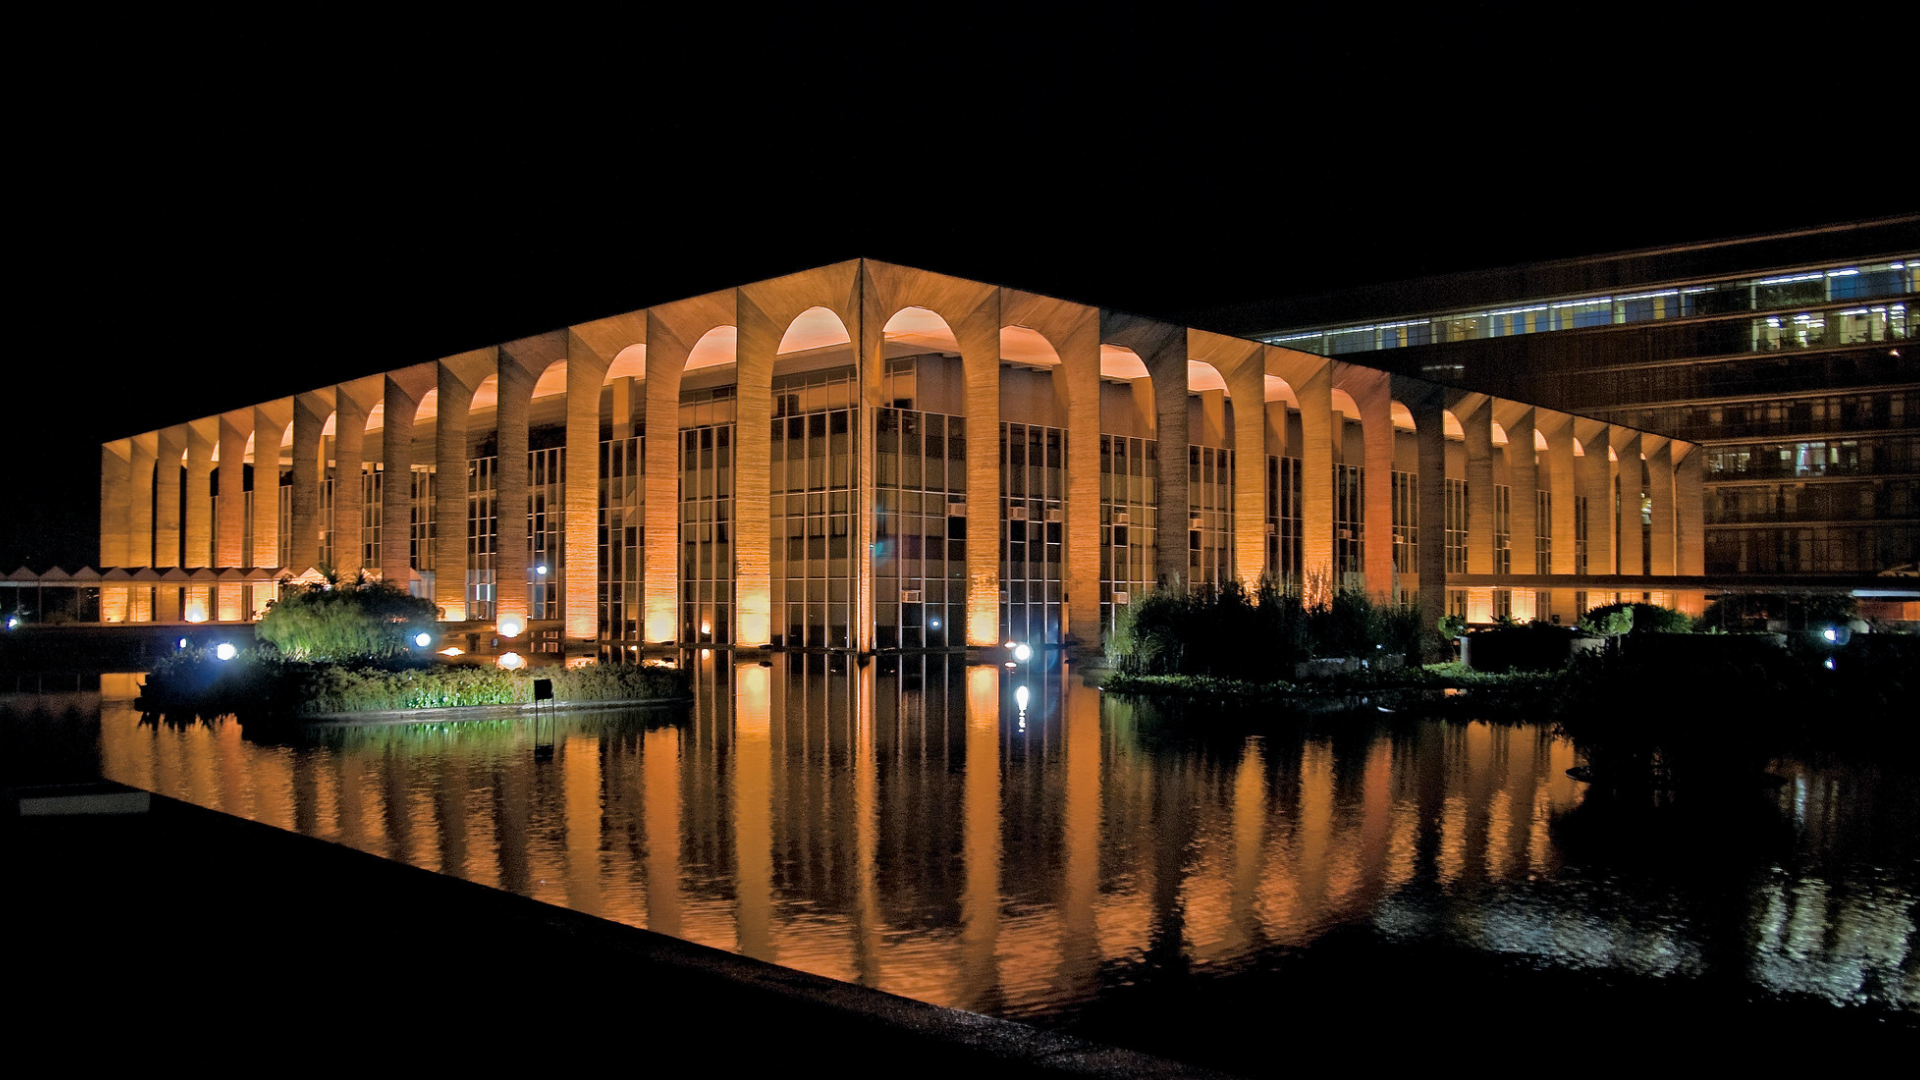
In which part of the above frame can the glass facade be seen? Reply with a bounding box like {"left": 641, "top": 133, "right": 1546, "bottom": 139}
{"left": 1001, "top": 422, "right": 1064, "bottom": 647}
{"left": 875, "top": 405, "right": 966, "bottom": 649}
{"left": 1261, "top": 243, "right": 1920, "bottom": 579}
{"left": 598, "top": 434, "right": 644, "bottom": 657}
{"left": 1099, "top": 433, "right": 1157, "bottom": 637}
{"left": 1189, "top": 445, "right": 1235, "bottom": 590}
{"left": 1266, "top": 455, "right": 1303, "bottom": 589}
{"left": 771, "top": 367, "right": 856, "bottom": 649}
{"left": 679, "top": 387, "right": 734, "bottom": 645}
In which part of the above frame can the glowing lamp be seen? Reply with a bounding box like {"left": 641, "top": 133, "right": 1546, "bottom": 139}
{"left": 1015, "top": 685, "right": 1030, "bottom": 711}
{"left": 1014, "top": 643, "right": 1032, "bottom": 662}
{"left": 177, "top": 638, "right": 189, "bottom": 649}
{"left": 1004, "top": 661, "right": 1017, "bottom": 670}
{"left": 1005, "top": 640, "right": 1017, "bottom": 649}
{"left": 930, "top": 618, "right": 940, "bottom": 628}
{"left": 498, "top": 618, "right": 523, "bottom": 638}
{"left": 536, "top": 565, "right": 548, "bottom": 576}
{"left": 414, "top": 632, "right": 433, "bottom": 647}
{"left": 439, "top": 646, "right": 464, "bottom": 656}
{"left": 1823, "top": 627, "right": 1837, "bottom": 641}
{"left": 497, "top": 652, "right": 527, "bottom": 671}
{"left": 214, "top": 642, "right": 238, "bottom": 660}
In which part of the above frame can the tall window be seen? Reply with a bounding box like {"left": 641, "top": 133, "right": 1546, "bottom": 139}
{"left": 679, "top": 386, "right": 735, "bottom": 644}
{"left": 527, "top": 445, "right": 564, "bottom": 621}
{"left": 1392, "top": 470, "right": 1418, "bottom": 574}
{"left": 598, "top": 432, "right": 644, "bottom": 658}
{"left": 467, "top": 455, "right": 496, "bottom": 620}
{"left": 1574, "top": 494, "right": 1589, "bottom": 575}
{"left": 1334, "top": 463, "right": 1365, "bottom": 589}
{"left": 1494, "top": 483, "right": 1512, "bottom": 575}
{"left": 876, "top": 401, "right": 966, "bottom": 648}
{"left": 1445, "top": 478, "right": 1469, "bottom": 574}
{"left": 1267, "top": 455, "right": 1303, "bottom": 591}
{"left": 773, "top": 367, "right": 856, "bottom": 649}
{"left": 1002, "top": 422, "right": 1065, "bottom": 646}
{"left": 1536, "top": 489, "right": 1552, "bottom": 575}
{"left": 1190, "top": 444, "right": 1235, "bottom": 590}
{"left": 1101, "top": 433, "right": 1157, "bottom": 636}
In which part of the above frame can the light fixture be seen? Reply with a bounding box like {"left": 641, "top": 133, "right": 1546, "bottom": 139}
{"left": 1015, "top": 685, "right": 1029, "bottom": 711}
{"left": 1014, "top": 643, "right": 1032, "bottom": 662}
{"left": 177, "top": 637, "right": 188, "bottom": 649}
{"left": 214, "top": 642, "right": 238, "bottom": 660}
{"left": 440, "top": 646, "right": 464, "bottom": 656}
{"left": 497, "top": 652, "right": 527, "bottom": 670}
{"left": 536, "top": 565, "right": 548, "bottom": 576}
{"left": 498, "top": 618, "right": 523, "bottom": 638}
{"left": 414, "top": 632, "right": 433, "bottom": 647}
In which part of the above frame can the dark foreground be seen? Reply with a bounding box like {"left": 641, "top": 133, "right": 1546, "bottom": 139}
{"left": 1, "top": 787, "right": 1202, "bottom": 1078}
{"left": 6, "top": 787, "right": 1910, "bottom": 1077}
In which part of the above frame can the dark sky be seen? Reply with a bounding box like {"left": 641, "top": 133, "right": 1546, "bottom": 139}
{"left": 6, "top": 8, "right": 1910, "bottom": 569}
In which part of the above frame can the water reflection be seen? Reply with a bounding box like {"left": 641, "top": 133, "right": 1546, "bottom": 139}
{"left": 90, "top": 658, "right": 1918, "bottom": 1019}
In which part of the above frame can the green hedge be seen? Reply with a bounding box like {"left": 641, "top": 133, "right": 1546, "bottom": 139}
{"left": 138, "top": 650, "right": 692, "bottom": 723}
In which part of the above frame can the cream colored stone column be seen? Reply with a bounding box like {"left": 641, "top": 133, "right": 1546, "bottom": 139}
{"left": 185, "top": 419, "right": 216, "bottom": 569}
{"left": 1614, "top": 429, "right": 1644, "bottom": 580}
{"left": 332, "top": 379, "right": 378, "bottom": 579}
{"left": 435, "top": 352, "right": 492, "bottom": 620}
{"left": 1394, "top": 376, "right": 1448, "bottom": 639}
{"left": 1542, "top": 414, "right": 1578, "bottom": 622}
{"left": 100, "top": 439, "right": 131, "bottom": 622}
{"left": 1336, "top": 364, "right": 1395, "bottom": 598}
{"left": 1577, "top": 422, "right": 1613, "bottom": 578}
{"left": 1648, "top": 439, "right": 1676, "bottom": 576}
{"left": 290, "top": 390, "right": 333, "bottom": 573}
{"left": 1676, "top": 443, "right": 1706, "bottom": 576}
{"left": 957, "top": 295, "right": 1003, "bottom": 647}
{"left": 130, "top": 432, "right": 156, "bottom": 569}
{"left": 644, "top": 293, "right": 734, "bottom": 644}
{"left": 564, "top": 325, "right": 622, "bottom": 646}
{"left": 1272, "top": 350, "right": 1334, "bottom": 601}
{"left": 1193, "top": 332, "right": 1264, "bottom": 588}
{"left": 1459, "top": 396, "right": 1494, "bottom": 577}
{"left": 216, "top": 412, "right": 250, "bottom": 619}
{"left": 155, "top": 426, "right": 186, "bottom": 568}
{"left": 1505, "top": 408, "right": 1537, "bottom": 584}
{"left": 252, "top": 401, "right": 290, "bottom": 571}
{"left": 1052, "top": 304, "right": 1101, "bottom": 645}
{"left": 735, "top": 298, "right": 781, "bottom": 649}
{"left": 380, "top": 370, "right": 424, "bottom": 590}
{"left": 496, "top": 338, "right": 555, "bottom": 631}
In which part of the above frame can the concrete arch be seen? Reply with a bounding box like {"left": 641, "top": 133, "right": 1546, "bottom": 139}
{"left": 1268, "top": 346, "right": 1334, "bottom": 602}
{"left": 495, "top": 331, "right": 567, "bottom": 629}
{"left": 999, "top": 290, "right": 1101, "bottom": 645}
{"left": 332, "top": 376, "right": 383, "bottom": 577}
{"left": 644, "top": 287, "right": 739, "bottom": 644}
{"left": 1104, "top": 314, "right": 1190, "bottom": 589}
{"left": 779, "top": 306, "right": 853, "bottom": 355}
{"left": 863, "top": 260, "right": 1001, "bottom": 645}
{"left": 562, "top": 311, "right": 647, "bottom": 643}
{"left": 380, "top": 362, "right": 437, "bottom": 589}
{"left": 433, "top": 348, "right": 496, "bottom": 620}
{"left": 1331, "top": 363, "right": 1395, "bottom": 597}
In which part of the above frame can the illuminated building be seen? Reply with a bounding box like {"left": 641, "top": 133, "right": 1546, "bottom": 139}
{"left": 92, "top": 260, "right": 1704, "bottom": 649}
{"left": 1244, "top": 216, "right": 1918, "bottom": 583}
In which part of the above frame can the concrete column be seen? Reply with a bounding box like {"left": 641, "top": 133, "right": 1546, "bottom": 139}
{"left": 1648, "top": 440, "right": 1676, "bottom": 576}
{"left": 1676, "top": 443, "right": 1705, "bottom": 576}
{"left": 1577, "top": 425, "right": 1613, "bottom": 578}
{"left": 1506, "top": 409, "right": 1537, "bottom": 582}
{"left": 958, "top": 298, "right": 1003, "bottom": 647}
{"left": 643, "top": 317, "right": 685, "bottom": 645}
{"left": 185, "top": 420, "right": 216, "bottom": 569}
{"left": 154, "top": 426, "right": 187, "bottom": 567}
{"left": 494, "top": 345, "right": 543, "bottom": 631}
{"left": 380, "top": 371, "right": 427, "bottom": 590}
{"left": 100, "top": 440, "right": 131, "bottom": 622}
{"left": 1337, "top": 365, "right": 1395, "bottom": 598}
{"left": 130, "top": 433, "right": 156, "bottom": 569}
{"left": 216, "top": 412, "right": 250, "bottom": 619}
{"left": 290, "top": 390, "right": 332, "bottom": 573}
{"left": 735, "top": 302, "right": 781, "bottom": 649}
{"left": 332, "top": 383, "right": 374, "bottom": 578}
{"left": 434, "top": 355, "right": 488, "bottom": 621}
{"left": 565, "top": 332, "right": 615, "bottom": 645}
{"left": 251, "top": 403, "right": 288, "bottom": 571}
{"left": 1546, "top": 419, "right": 1577, "bottom": 575}
{"left": 1614, "top": 429, "right": 1644, "bottom": 579}
{"left": 1395, "top": 377, "right": 1448, "bottom": 639}
{"left": 1147, "top": 340, "right": 1190, "bottom": 591}
{"left": 1461, "top": 397, "right": 1494, "bottom": 576}
{"left": 1223, "top": 355, "right": 1267, "bottom": 588}
{"left": 1058, "top": 309, "right": 1102, "bottom": 646}
{"left": 1272, "top": 350, "right": 1333, "bottom": 601}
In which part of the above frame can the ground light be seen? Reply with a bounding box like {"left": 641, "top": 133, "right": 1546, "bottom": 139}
{"left": 214, "top": 642, "right": 238, "bottom": 660}
{"left": 498, "top": 618, "right": 523, "bottom": 638}
{"left": 497, "top": 652, "right": 526, "bottom": 671}
{"left": 414, "top": 632, "right": 433, "bottom": 647}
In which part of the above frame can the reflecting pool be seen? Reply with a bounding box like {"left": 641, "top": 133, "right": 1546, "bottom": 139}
{"left": 80, "top": 653, "right": 1920, "bottom": 1048}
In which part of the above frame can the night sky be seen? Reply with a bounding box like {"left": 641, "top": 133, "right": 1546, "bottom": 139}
{"left": 6, "top": 8, "right": 1909, "bottom": 569}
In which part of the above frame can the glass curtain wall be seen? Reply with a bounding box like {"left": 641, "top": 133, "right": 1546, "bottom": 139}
{"left": 771, "top": 366, "right": 857, "bottom": 649}
{"left": 527, "top": 443, "right": 564, "bottom": 621}
{"left": 1000, "top": 422, "right": 1065, "bottom": 647}
{"left": 874, "top": 359, "right": 966, "bottom": 650}
{"left": 1189, "top": 445, "right": 1234, "bottom": 590}
{"left": 599, "top": 433, "right": 644, "bottom": 660}
{"left": 679, "top": 387, "right": 735, "bottom": 644}
{"left": 1267, "top": 454, "right": 1303, "bottom": 590}
{"left": 1100, "top": 433, "right": 1157, "bottom": 637}
{"left": 467, "top": 454, "right": 496, "bottom": 620}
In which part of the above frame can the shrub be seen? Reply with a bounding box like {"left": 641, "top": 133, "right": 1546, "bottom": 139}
{"left": 257, "top": 575, "right": 440, "bottom": 663}
{"left": 1577, "top": 601, "right": 1690, "bottom": 636}
{"left": 1110, "top": 577, "right": 1419, "bottom": 679}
